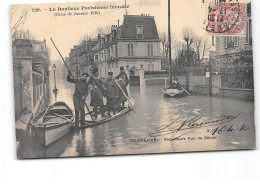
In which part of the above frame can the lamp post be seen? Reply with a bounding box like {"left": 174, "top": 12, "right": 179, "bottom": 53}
{"left": 52, "top": 64, "right": 59, "bottom": 101}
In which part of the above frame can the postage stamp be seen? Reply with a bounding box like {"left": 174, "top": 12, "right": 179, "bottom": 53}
{"left": 205, "top": 1, "right": 247, "bottom": 36}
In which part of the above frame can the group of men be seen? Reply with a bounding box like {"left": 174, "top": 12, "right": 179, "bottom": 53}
{"left": 67, "top": 66, "right": 129, "bottom": 127}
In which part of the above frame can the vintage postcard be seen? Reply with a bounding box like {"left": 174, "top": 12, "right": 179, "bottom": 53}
{"left": 11, "top": 0, "right": 255, "bottom": 159}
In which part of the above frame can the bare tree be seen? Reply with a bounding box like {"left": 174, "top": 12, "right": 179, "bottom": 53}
{"left": 77, "top": 34, "right": 90, "bottom": 45}
{"left": 201, "top": 37, "right": 211, "bottom": 61}
{"left": 96, "top": 27, "right": 105, "bottom": 36}
{"left": 11, "top": 5, "right": 31, "bottom": 40}
{"left": 181, "top": 26, "right": 195, "bottom": 52}
{"left": 12, "top": 29, "right": 35, "bottom": 40}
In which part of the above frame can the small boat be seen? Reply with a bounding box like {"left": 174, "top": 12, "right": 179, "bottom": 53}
{"left": 162, "top": 82, "right": 185, "bottom": 97}
{"left": 80, "top": 98, "right": 135, "bottom": 128}
{"left": 31, "top": 101, "right": 74, "bottom": 146}
{"left": 162, "top": 87, "right": 185, "bottom": 97}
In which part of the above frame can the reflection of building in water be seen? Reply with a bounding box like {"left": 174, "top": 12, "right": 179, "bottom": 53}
{"left": 68, "top": 14, "right": 162, "bottom": 79}
{"left": 209, "top": 2, "right": 253, "bottom": 89}
{"left": 12, "top": 39, "right": 50, "bottom": 118}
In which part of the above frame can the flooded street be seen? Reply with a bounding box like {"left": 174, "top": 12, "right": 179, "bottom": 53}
{"left": 18, "top": 72, "right": 255, "bottom": 158}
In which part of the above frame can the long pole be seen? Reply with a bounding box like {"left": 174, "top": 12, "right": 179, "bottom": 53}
{"left": 53, "top": 70, "right": 57, "bottom": 101}
{"left": 50, "top": 38, "right": 95, "bottom": 123}
{"left": 168, "top": 0, "right": 172, "bottom": 85}
{"left": 114, "top": 79, "right": 135, "bottom": 112}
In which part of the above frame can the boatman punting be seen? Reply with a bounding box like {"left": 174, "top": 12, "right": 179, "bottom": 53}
{"left": 67, "top": 72, "right": 90, "bottom": 127}
{"left": 104, "top": 72, "right": 119, "bottom": 116}
{"left": 115, "top": 66, "right": 129, "bottom": 107}
{"left": 89, "top": 68, "right": 107, "bottom": 119}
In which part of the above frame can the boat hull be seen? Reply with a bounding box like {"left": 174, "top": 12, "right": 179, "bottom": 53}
{"left": 162, "top": 88, "right": 184, "bottom": 97}
{"left": 80, "top": 98, "right": 135, "bottom": 128}
{"left": 45, "top": 122, "right": 72, "bottom": 146}
{"left": 31, "top": 101, "right": 74, "bottom": 146}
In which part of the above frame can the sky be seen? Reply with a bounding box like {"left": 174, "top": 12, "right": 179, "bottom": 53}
{"left": 11, "top": 0, "right": 250, "bottom": 63}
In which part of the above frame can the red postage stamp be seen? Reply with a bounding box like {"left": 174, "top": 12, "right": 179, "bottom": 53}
{"left": 205, "top": 1, "right": 247, "bottom": 36}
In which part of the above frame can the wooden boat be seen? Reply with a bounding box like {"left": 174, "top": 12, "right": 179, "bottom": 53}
{"left": 162, "top": 87, "right": 185, "bottom": 97}
{"left": 79, "top": 98, "right": 135, "bottom": 128}
{"left": 162, "top": 82, "right": 185, "bottom": 97}
{"left": 31, "top": 101, "right": 74, "bottom": 146}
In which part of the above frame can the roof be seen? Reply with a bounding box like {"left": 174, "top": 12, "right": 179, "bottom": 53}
{"left": 91, "top": 42, "right": 100, "bottom": 51}
{"left": 120, "top": 15, "right": 159, "bottom": 40}
{"left": 13, "top": 39, "right": 32, "bottom": 47}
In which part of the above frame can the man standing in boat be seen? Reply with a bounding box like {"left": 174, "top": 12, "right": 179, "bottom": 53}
{"left": 115, "top": 66, "right": 129, "bottom": 106}
{"left": 89, "top": 68, "right": 107, "bottom": 119}
{"left": 104, "top": 72, "right": 118, "bottom": 116}
{"left": 67, "top": 72, "right": 90, "bottom": 127}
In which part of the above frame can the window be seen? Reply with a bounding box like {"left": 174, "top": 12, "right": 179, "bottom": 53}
{"left": 212, "top": 36, "right": 215, "bottom": 46}
{"left": 234, "top": 37, "right": 239, "bottom": 46}
{"left": 147, "top": 44, "right": 154, "bottom": 56}
{"left": 224, "top": 37, "right": 236, "bottom": 49}
{"left": 115, "top": 44, "right": 118, "bottom": 57}
{"left": 246, "top": 19, "right": 252, "bottom": 45}
{"left": 127, "top": 43, "right": 134, "bottom": 56}
{"left": 136, "top": 25, "right": 143, "bottom": 35}
{"left": 224, "top": 37, "right": 228, "bottom": 48}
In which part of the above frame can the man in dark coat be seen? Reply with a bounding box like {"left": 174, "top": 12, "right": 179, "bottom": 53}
{"left": 104, "top": 72, "right": 118, "bottom": 116}
{"left": 67, "top": 72, "right": 89, "bottom": 127}
{"left": 115, "top": 66, "right": 129, "bottom": 106}
{"left": 89, "top": 68, "right": 107, "bottom": 119}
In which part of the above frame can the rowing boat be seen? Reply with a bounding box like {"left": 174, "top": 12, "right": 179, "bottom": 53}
{"left": 162, "top": 87, "right": 185, "bottom": 97}
{"left": 31, "top": 101, "right": 74, "bottom": 146}
{"left": 79, "top": 98, "right": 135, "bottom": 128}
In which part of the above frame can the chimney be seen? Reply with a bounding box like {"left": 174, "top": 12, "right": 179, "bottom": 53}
{"left": 111, "top": 25, "right": 118, "bottom": 32}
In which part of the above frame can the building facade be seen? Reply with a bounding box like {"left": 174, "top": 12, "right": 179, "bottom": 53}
{"left": 68, "top": 14, "right": 162, "bottom": 79}
{"left": 96, "top": 14, "right": 162, "bottom": 78}
{"left": 12, "top": 39, "right": 50, "bottom": 118}
{"left": 68, "top": 39, "right": 98, "bottom": 78}
{"left": 209, "top": 3, "right": 253, "bottom": 89}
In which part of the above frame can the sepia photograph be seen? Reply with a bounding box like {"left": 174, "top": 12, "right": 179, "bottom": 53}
{"left": 11, "top": 0, "right": 255, "bottom": 159}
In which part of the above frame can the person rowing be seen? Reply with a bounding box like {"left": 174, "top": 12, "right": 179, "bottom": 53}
{"left": 168, "top": 78, "right": 182, "bottom": 90}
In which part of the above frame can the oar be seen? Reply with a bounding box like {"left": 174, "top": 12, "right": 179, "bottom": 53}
{"left": 53, "top": 113, "right": 71, "bottom": 121}
{"left": 181, "top": 86, "right": 192, "bottom": 96}
{"left": 175, "top": 82, "right": 192, "bottom": 96}
{"left": 38, "top": 106, "right": 51, "bottom": 124}
{"left": 114, "top": 79, "right": 136, "bottom": 113}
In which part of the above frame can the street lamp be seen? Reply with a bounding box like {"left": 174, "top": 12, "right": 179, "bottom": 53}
{"left": 52, "top": 64, "right": 59, "bottom": 101}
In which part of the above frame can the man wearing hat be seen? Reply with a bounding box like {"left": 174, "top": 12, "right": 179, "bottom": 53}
{"left": 104, "top": 72, "right": 118, "bottom": 116}
{"left": 115, "top": 66, "right": 129, "bottom": 106}
{"left": 67, "top": 72, "right": 90, "bottom": 127}
{"left": 89, "top": 68, "right": 107, "bottom": 118}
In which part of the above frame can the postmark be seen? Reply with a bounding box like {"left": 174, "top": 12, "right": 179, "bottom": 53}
{"left": 205, "top": 0, "right": 247, "bottom": 36}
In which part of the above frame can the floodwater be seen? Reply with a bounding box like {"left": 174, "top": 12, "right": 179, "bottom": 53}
{"left": 18, "top": 71, "right": 255, "bottom": 158}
